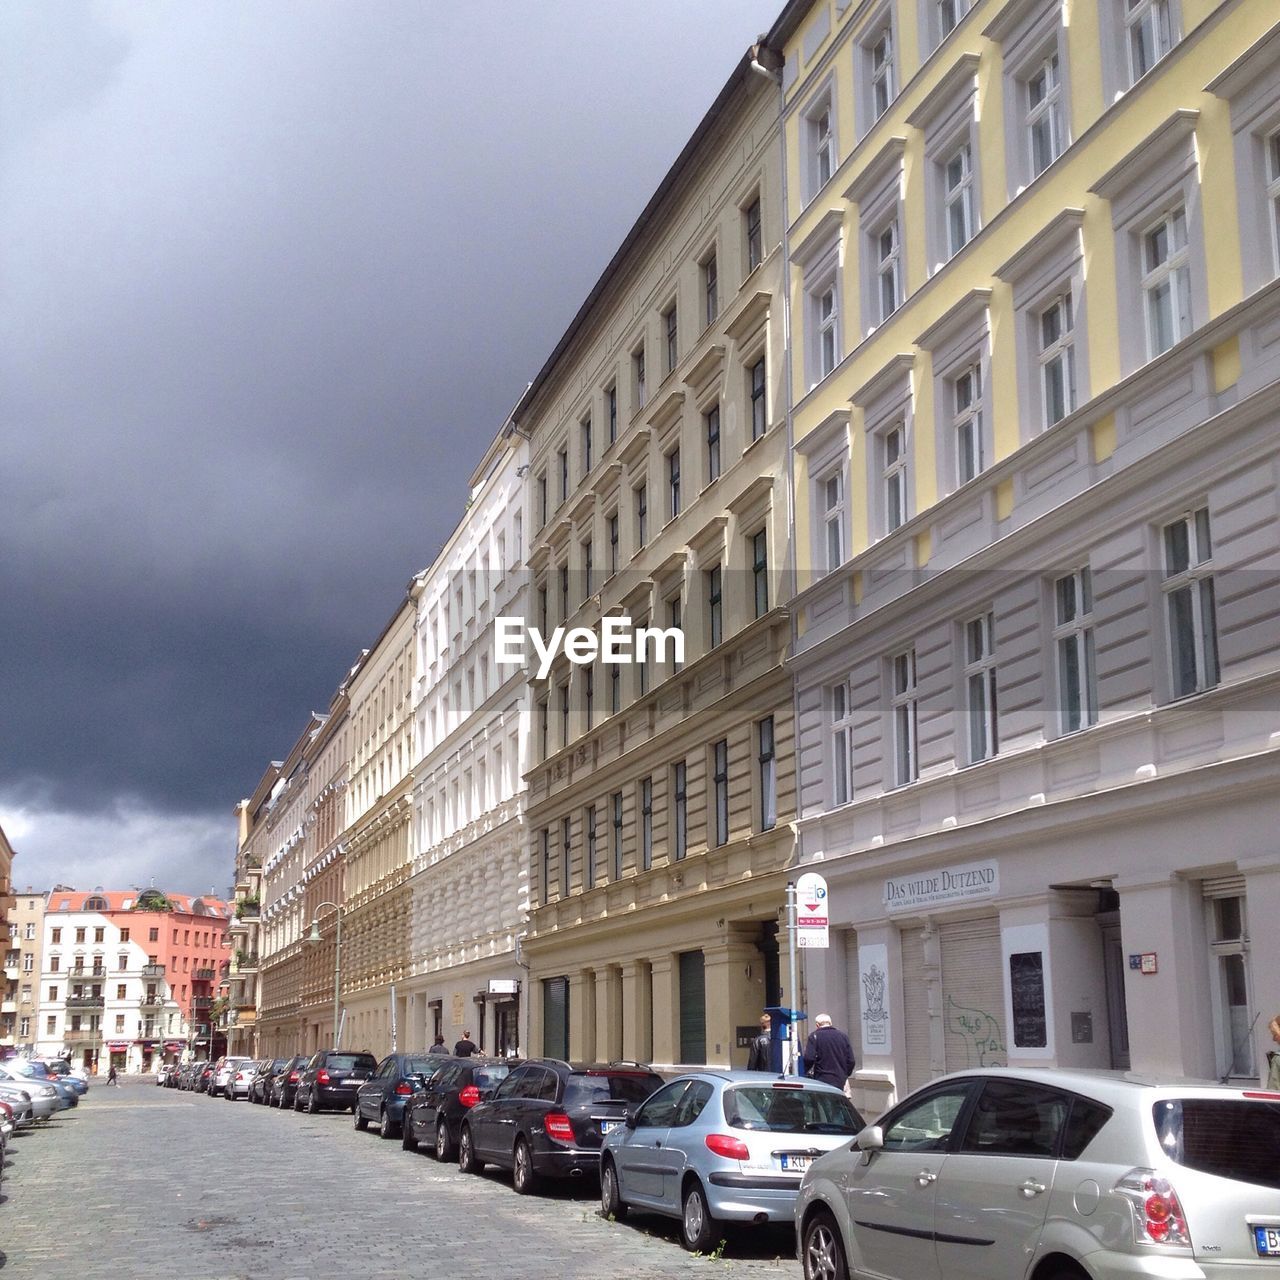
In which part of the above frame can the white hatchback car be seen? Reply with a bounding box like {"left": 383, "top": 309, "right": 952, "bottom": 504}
{"left": 796, "top": 1067, "right": 1280, "bottom": 1280}
{"left": 212, "top": 1056, "right": 253, "bottom": 1098}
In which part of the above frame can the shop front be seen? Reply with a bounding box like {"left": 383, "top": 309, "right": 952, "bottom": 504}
{"left": 106, "top": 1040, "right": 130, "bottom": 1073}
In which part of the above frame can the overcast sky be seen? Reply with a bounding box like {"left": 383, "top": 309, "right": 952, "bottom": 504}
{"left": 0, "top": 0, "right": 782, "bottom": 896}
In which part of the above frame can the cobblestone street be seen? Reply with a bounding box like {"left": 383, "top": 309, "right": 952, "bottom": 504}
{"left": 1, "top": 1082, "right": 796, "bottom": 1279}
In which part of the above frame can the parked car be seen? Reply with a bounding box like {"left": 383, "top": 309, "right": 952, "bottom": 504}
{"left": 270, "top": 1055, "right": 310, "bottom": 1109}
{"left": 294, "top": 1050, "right": 379, "bottom": 1114}
{"left": 39, "top": 1058, "right": 89, "bottom": 1092}
{"left": 249, "top": 1058, "right": 289, "bottom": 1104}
{"left": 795, "top": 1067, "right": 1280, "bottom": 1280}
{"left": 2, "top": 1061, "right": 75, "bottom": 1109}
{"left": 601, "top": 1071, "right": 864, "bottom": 1252}
{"left": 353, "top": 1053, "right": 436, "bottom": 1138}
{"left": 0, "top": 1068, "right": 60, "bottom": 1120}
{"left": 0, "top": 1082, "right": 36, "bottom": 1126}
{"left": 211, "top": 1056, "right": 254, "bottom": 1097}
{"left": 225, "top": 1060, "right": 260, "bottom": 1100}
{"left": 195, "top": 1061, "right": 215, "bottom": 1093}
{"left": 459, "top": 1059, "right": 665, "bottom": 1194}
{"left": 403, "top": 1057, "right": 518, "bottom": 1159}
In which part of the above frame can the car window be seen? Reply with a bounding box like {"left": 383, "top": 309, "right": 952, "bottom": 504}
{"left": 883, "top": 1084, "right": 973, "bottom": 1152}
{"left": 533, "top": 1069, "right": 561, "bottom": 1102}
{"left": 673, "top": 1081, "right": 714, "bottom": 1128}
{"left": 1153, "top": 1097, "right": 1280, "bottom": 1189}
{"left": 725, "top": 1085, "right": 863, "bottom": 1134}
{"left": 376, "top": 1058, "right": 396, "bottom": 1078}
{"left": 494, "top": 1066, "right": 529, "bottom": 1099}
{"left": 472, "top": 1065, "right": 511, "bottom": 1091}
{"left": 326, "top": 1054, "right": 377, "bottom": 1072}
{"left": 405, "top": 1058, "right": 432, "bottom": 1077}
{"left": 564, "top": 1072, "right": 664, "bottom": 1107}
{"left": 1061, "top": 1096, "right": 1113, "bottom": 1159}
{"left": 635, "top": 1081, "right": 689, "bottom": 1128}
{"left": 959, "top": 1079, "right": 1069, "bottom": 1158}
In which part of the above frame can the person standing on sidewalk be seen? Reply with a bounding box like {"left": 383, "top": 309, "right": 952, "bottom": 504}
{"left": 746, "top": 1013, "right": 772, "bottom": 1071}
{"left": 802, "top": 1013, "right": 856, "bottom": 1091}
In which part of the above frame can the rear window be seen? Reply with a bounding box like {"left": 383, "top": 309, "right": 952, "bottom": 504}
{"left": 405, "top": 1058, "right": 433, "bottom": 1076}
{"left": 326, "top": 1054, "right": 377, "bottom": 1072}
{"left": 472, "top": 1065, "right": 511, "bottom": 1091}
{"left": 1154, "top": 1098, "right": 1280, "bottom": 1189}
{"left": 725, "top": 1086, "right": 864, "bottom": 1135}
{"left": 564, "top": 1072, "right": 663, "bottom": 1107}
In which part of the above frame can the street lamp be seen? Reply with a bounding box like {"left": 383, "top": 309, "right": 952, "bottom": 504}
{"left": 305, "top": 902, "right": 343, "bottom": 1047}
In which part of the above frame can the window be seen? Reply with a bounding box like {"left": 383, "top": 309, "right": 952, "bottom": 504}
{"left": 672, "top": 762, "right": 688, "bottom": 859}
{"left": 608, "top": 512, "right": 619, "bottom": 576}
{"left": 1126, "top": 0, "right": 1172, "bottom": 83}
{"left": 745, "top": 196, "right": 763, "bottom": 272}
{"left": 609, "top": 660, "right": 621, "bottom": 715}
{"left": 806, "top": 93, "right": 836, "bottom": 198}
{"left": 1026, "top": 52, "right": 1064, "bottom": 177}
{"left": 707, "top": 565, "right": 723, "bottom": 648}
{"left": 582, "top": 539, "right": 593, "bottom": 597}
{"left": 757, "top": 716, "right": 777, "bottom": 830}
{"left": 1163, "top": 508, "right": 1219, "bottom": 698}
{"left": 148, "top": 928, "right": 159, "bottom": 943}
{"left": 584, "top": 663, "right": 595, "bottom": 730}
{"left": 705, "top": 405, "right": 721, "bottom": 483}
{"left": 607, "top": 384, "right": 618, "bottom": 445}
{"left": 47, "top": 985, "right": 57, "bottom": 1002}
{"left": 667, "top": 447, "right": 681, "bottom": 519}
{"left": 712, "top": 740, "right": 729, "bottom": 846}
{"left": 1054, "top": 568, "right": 1098, "bottom": 733}
{"left": 883, "top": 422, "right": 908, "bottom": 532}
{"left": 561, "top": 816, "right": 572, "bottom": 898}
{"left": 557, "top": 447, "right": 569, "bottom": 507}
{"left": 831, "top": 680, "right": 855, "bottom": 805}
{"left": 611, "top": 791, "right": 624, "bottom": 880}
{"left": 820, "top": 467, "right": 846, "bottom": 572}
{"left": 633, "top": 345, "right": 647, "bottom": 409}
{"left": 892, "top": 649, "right": 919, "bottom": 785}
{"left": 581, "top": 416, "right": 592, "bottom": 476}
{"left": 965, "top": 611, "right": 999, "bottom": 762}
{"left": 1142, "top": 207, "right": 1191, "bottom": 358}
{"left": 870, "top": 24, "right": 895, "bottom": 121}
{"left": 749, "top": 358, "right": 767, "bottom": 440}
{"left": 817, "top": 281, "right": 839, "bottom": 380}
{"left": 702, "top": 251, "right": 718, "bottom": 327}
{"left": 875, "top": 218, "right": 902, "bottom": 323}
{"left": 559, "top": 680, "right": 570, "bottom": 747}
{"left": 664, "top": 303, "right": 679, "bottom": 375}
{"left": 937, "top": 0, "right": 968, "bottom": 42}
{"left": 668, "top": 594, "right": 683, "bottom": 672}
{"left": 119, "top": 927, "right": 129, "bottom": 944}
{"left": 585, "top": 806, "right": 597, "bottom": 891}
{"left": 1039, "top": 292, "right": 1077, "bottom": 426}
{"left": 635, "top": 483, "right": 648, "bottom": 548}
{"left": 951, "top": 363, "right": 984, "bottom": 484}
{"left": 537, "top": 583, "right": 548, "bottom": 634}
{"left": 1268, "top": 130, "right": 1280, "bottom": 277}
{"left": 944, "top": 142, "right": 975, "bottom": 258}
{"left": 51, "top": 928, "right": 61, "bottom": 944}
{"left": 540, "top": 829, "right": 551, "bottom": 903}
{"left": 94, "top": 927, "right": 104, "bottom": 943}
{"left": 751, "top": 529, "right": 769, "bottom": 618}
{"left": 640, "top": 778, "right": 653, "bottom": 871}
{"left": 1206, "top": 889, "right": 1252, "bottom": 1078}
{"left": 75, "top": 927, "right": 85, "bottom": 943}
{"left": 46, "top": 1016, "right": 55, "bottom": 1035}
{"left": 559, "top": 563, "right": 570, "bottom": 620}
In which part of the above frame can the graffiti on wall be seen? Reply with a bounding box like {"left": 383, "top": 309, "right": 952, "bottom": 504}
{"left": 945, "top": 995, "right": 1006, "bottom": 1067}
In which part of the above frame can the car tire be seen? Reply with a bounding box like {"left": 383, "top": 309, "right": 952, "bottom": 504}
{"left": 379, "top": 1108, "right": 396, "bottom": 1139}
{"left": 801, "top": 1210, "right": 849, "bottom": 1280}
{"left": 307, "top": 1090, "right": 319, "bottom": 1115}
{"left": 354, "top": 1105, "right": 368, "bottom": 1131}
{"left": 512, "top": 1137, "right": 537, "bottom": 1196}
{"left": 600, "top": 1158, "right": 628, "bottom": 1221}
{"left": 459, "top": 1124, "right": 484, "bottom": 1174}
{"left": 294, "top": 1091, "right": 304, "bottom": 1112}
{"left": 680, "top": 1180, "right": 717, "bottom": 1254}
{"left": 402, "top": 1115, "right": 417, "bottom": 1152}
{"left": 434, "top": 1119, "right": 452, "bottom": 1163}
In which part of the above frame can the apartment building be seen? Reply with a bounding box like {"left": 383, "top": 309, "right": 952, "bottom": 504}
{"left": 515, "top": 55, "right": 795, "bottom": 1070}
{"left": 3, "top": 888, "right": 43, "bottom": 1055}
{"left": 227, "top": 789, "right": 268, "bottom": 1058}
{"left": 767, "top": 0, "right": 1280, "bottom": 1111}
{"left": 405, "top": 427, "right": 529, "bottom": 1056}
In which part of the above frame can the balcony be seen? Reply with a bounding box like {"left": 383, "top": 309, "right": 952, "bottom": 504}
{"left": 193, "top": 967, "right": 216, "bottom": 981}
{"left": 138, "top": 997, "right": 167, "bottom": 1010}
{"left": 192, "top": 996, "right": 212, "bottom": 1011}
{"left": 141, "top": 964, "right": 165, "bottom": 979}
{"left": 3, "top": 966, "right": 19, "bottom": 982}
{"left": 68, "top": 967, "right": 107, "bottom": 979}
{"left": 234, "top": 951, "right": 259, "bottom": 973}
{"left": 66, "top": 995, "right": 105, "bottom": 1010}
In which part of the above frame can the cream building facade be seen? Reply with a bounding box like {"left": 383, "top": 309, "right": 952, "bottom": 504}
{"left": 3, "top": 887, "right": 42, "bottom": 1055}
{"left": 516, "top": 56, "right": 797, "bottom": 1071}
{"left": 767, "top": 0, "right": 1280, "bottom": 1112}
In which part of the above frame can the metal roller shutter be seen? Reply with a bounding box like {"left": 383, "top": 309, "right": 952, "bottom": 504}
{"left": 939, "top": 917, "right": 1006, "bottom": 1072}
{"left": 900, "top": 927, "right": 933, "bottom": 1093}
{"left": 678, "top": 950, "right": 706, "bottom": 1065}
{"left": 841, "top": 928, "right": 860, "bottom": 1039}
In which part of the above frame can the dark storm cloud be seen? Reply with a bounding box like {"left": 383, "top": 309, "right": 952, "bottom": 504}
{"left": 0, "top": 0, "right": 782, "bottom": 892}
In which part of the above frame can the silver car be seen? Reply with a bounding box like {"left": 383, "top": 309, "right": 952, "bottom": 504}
{"left": 601, "top": 1070, "right": 865, "bottom": 1252}
{"left": 0, "top": 1067, "right": 60, "bottom": 1120}
{"left": 796, "top": 1066, "right": 1280, "bottom": 1280}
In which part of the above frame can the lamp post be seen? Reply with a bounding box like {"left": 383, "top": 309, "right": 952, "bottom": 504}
{"left": 305, "top": 902, "right": 343, "bottom": 1047}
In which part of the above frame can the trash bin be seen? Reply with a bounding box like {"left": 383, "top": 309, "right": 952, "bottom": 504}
{"left": 764, "top": 1005, "right": 807, "bottom": 1074}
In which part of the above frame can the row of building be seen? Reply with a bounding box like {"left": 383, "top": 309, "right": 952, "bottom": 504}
{"left": 227, "top": 0, "right": 1280, "bottom": 1113}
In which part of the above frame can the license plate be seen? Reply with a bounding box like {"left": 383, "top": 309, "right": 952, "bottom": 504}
{"left": 780, "top": 1154, "right": 811, "bottom": 1172}
{"left": 600, "top": 1120, "right": 619, "bottom": 1135}
{"left": 1254, "top": 1226, "right": 1280, "bottom": 1256}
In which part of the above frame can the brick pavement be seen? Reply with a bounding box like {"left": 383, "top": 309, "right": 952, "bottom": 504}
{"left": 0, "top": 1079, "right": 796, "bottom": 1279}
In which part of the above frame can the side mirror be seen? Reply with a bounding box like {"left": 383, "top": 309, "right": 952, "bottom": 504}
{"left": 855, "top": 1125, "right": 884, "bottom": 1152}
{"left": 624, "top": 1107, "right": 638, "bottom": 1130}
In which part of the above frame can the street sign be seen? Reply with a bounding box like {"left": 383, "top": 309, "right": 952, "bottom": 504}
{"left": 796, "top": 870, "right": 829, "bottom": 949}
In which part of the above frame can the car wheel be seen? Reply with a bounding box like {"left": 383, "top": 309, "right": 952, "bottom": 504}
{"left": 294, "top": 1091, "right": 304, "bottom": 1112}
{"left": 512, "top": 1137, "right": 537, "bottom": 1196}
{"left": 434, "top": 1118, "right": 452, "bottom": 1162}
{"left": 402, "top": 1114, "right": 417, "bottom": 1152}
{"left": 458, "top": 1124, "right": 484, "bottom": 1174}
{"left": 379, "top": 1107, "right": 397, "bottom": 1139}
{"left": 680, "top": 1180, "right": 717, "bottom": 1254}
{"left": 354, "top": 1105, "right": 368, "bottom": 1131}
{"left": 801, "top": 1210, "right": 848, "bottom": 1280}
{"left": 600, "top": 1158, "right": 628, "bottom": 1221}
{"left": 307, "top": 1090, "right": 319, "bottom": 1115}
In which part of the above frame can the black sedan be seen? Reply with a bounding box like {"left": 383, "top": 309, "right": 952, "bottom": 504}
{"left": 402, "top": 1057, "right": 518, "bottom": 1160}
{"left": 270, "top": 1055, "right": 312, "bottom": 1108}
{"left": 459, "top": 1059, "right": 664, "bottom": 1194}
{"left": 249, "top": 1058, "right": 289, "bottom": 1104}
{"left": 294, "top": 1050, "right": 378, "bottom": 1114}
{"left": 353, "top": 1053, "right": 436, "bottom": 1138}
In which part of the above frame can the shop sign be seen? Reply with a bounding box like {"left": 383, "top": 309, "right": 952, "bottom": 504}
{"left": 488, "top": 979, "right": 518, "bottom": 995}
{"left": 883, "top": 858, "right": 999, "bottom": 912}
{"left": 796, "top": 871, "right": 829, "bottom": 949}
{"left": 106, "top": 1041, "right": 130, "bottom": 1052}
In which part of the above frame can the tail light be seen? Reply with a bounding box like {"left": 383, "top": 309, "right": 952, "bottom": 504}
{"left": 316, "top": 1069, "right": 331, "bottom": 1085}
{"left": 458, "top": 1084, "right": 480, "bottom": 1108}
{"left": 395, "top": 1082, "right": 413, "bottom": 1096}
{"left": 705, "top": 1133, "right": 751, "bottom": 1161}
{"left": 544, "top": 1112, "right": 576, "bottom": 1145}
{"left": 288, "top": 1071, "right": 299, "bottom": 1083}
{"left": 1115, "top": 1170, "right": 1192, "bottom": 1248}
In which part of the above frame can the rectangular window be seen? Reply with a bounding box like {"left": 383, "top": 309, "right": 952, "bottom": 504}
{"left": 609, "top": 661, "right": 621, "bottom": 715}
{"left": 817, "top": 282, "right": 839, "bottom": 378}
{"left": 707, "top": 565, "right": 723, "bottom": 648}
{"left": 944, "top": 142, "right": 975, "bottom": 257}
{"left": 558, "top": 447, "right": 569, "bottom": 506}
{"left": 1054, "top": 567, "right": 1098, "bottom": 733}
{"left": 537, "top": 472, "right": 547, "bottom": 528}
{"left": 584, "top": 663, "right": 594, "bottom": 730}
{"left": 757, "top": 716, "right": 777, "bottom": 831}
{"left": 559, "top": 680, "right": 570, "bottom": 746}
{"left": 667, "top": 447, "right": 681, "bottom": 519}
{"left": 148, "top": 928, "right": 158, "bottom": 942}
{"left": 752, "top": 530, "right": 769, "bottom": 618}
{"left": 559, "top": 564, "right": 570, "bottom": 619}
{"left": 119, "top": 928, "right": 129, "bottom": 944}
{"left": 876, "top": 219, "right": 902, "bottom": 322}
{"left": 705, "top": 404, "right": 721, "bottom": 483}
{"left": 750, "top": 358, "right": 767, "bottom": 440}
{"left": 664, "top": 303, "right": 678, "bottom": 374}
{"left": 745, "top": 196, "right": 763, "bottom": 271}
{"left": 537, "top": 583, "right": 548, "bottom": 634}
{"left": 1026, "top": 52, "right": 1064, "bottom": 178}
{"left": 1142, "top": 207, "right": 1191, "bottom": 358}
{"left": 1039, "top": 293, "right": 1077, "bottom": 427}
{"left": 668, "top": 595, "right": 683, "bottom": 672}
{"left": 702, "top": 252, "right": 719, "bottom": 327}
{"left": 607, "top": 384, "right": 618, "bottom": 445}
{"left": 831, "top": 680, "right": 855, "bottom": 805}
{"left": 634, "top": 345, "right": 647, "bottom": 408}
{"left": 640, "top": 777, "right": 653, "bottom": 870}
{"left": 938, "top": 0, "right": 968, "bottom": 40}
{"left": 635, "top": 483, "right": 648, "bottom": 548}
{"left": 608, "top": 512, "right": 619, "bottom": 576}
{"left": 581, "top": 416, "right": 592, "bottom": 476}
{"left": 1207, "top": 890, "right": 1252, "bottom": 1077}
{"left": 712, "top": 740, "right": 729, "bottom": 846}
{"left": 611, "top": 791, "right": 624, "bottom": 880}
{"left": 811, "top": 100, "right": 835, "bottom": 192}
{"left": 540, "top": 829, "right": 551, "bottom": 903}
{"left": 952, "top": 364, "right": 984, "bottom": 484}
{"left": 884, "top": 423, "right": 907, "bottom": 532}
{"left": 673, "top": 762, "right": 688, "bottom": 859}
{"left": 871, "top": 25, "right": 894, "bottom": 119}
{"left": 1267, "top": 131, "right": 1280, "bottom": 278}
{"left": 1126, "top": 0, "right": 1172, "bottom": 83}
{"left": 94, "top": 927, "right": 104, "bottom": 943}
{"left": 965, "top": 611, "right": 999, "bottom": 762}
{"left": 585, "top": 806, "right": 597, "bottom": 891}
{"left": 822, "top": 468, "right": 846, "bottom": 571}
{"left": 561, "top": 816, "right": 572, "bottom": 899}
{"left": 892, "top": 649, "right": 919, "bottom": 786}
{"left": 51, "top": 928, "right": 61, "bottom": 944}
{"left": 76, "top": 928, "right": 85, "bottom": 943}
{"left": 1163, "top": 508, "right": 1219, "bottom": 698}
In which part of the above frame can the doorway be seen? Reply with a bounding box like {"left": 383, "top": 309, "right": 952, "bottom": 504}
{"left": 1100, "top": 915, "right": 1130, "bottom": 1069}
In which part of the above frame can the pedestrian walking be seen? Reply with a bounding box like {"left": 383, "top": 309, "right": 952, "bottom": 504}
{"left": 453, "top": 1030, "right": 478, "bottom": 1057}
{"left": 746, "top": 1013, "right": 772, "bottom": 1071}
{"left": 107, "top": 1063, "right": 119, "bottom": 1087}
{"left": 1267, "top": 1014, "right": 1280, "bottom": 1090}
{"left": 802, "top": 1013, "right": 856, "bottom": 1091}
{"left": 428, "top": 1034, "right": 448, "bottom": 1054}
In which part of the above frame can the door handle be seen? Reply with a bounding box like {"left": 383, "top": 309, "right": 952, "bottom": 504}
{"left": 916, "top": 1170, "right": 937, "bottom": 1187}
{"left": 1019, "top": 1179, "right": 1046, "bottom": 1198}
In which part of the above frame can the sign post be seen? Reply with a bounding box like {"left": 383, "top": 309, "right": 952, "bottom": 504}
{"left": 796, "top": 871, "right": 829, "bottom": 949}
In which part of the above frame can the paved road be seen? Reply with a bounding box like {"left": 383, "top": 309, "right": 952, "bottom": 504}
{"left": 1, "top": 1080, "right": 797, "bottom": 1279}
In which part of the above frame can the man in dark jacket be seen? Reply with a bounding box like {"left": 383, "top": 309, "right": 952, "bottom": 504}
{"left": 453, "top": 1031, "right": 478, "bottom": 1057}
{"left": 802, "top": 1013, "right": 855, "bottom": 1090}
{"left": 746, "top": 1013, "right": 772, "bottom": 1071}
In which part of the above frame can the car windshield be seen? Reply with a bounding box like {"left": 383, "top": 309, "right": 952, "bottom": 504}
{"left": 564, "top": 1072, "right": 662, "bottom": 1107}
{"left": 1153, "top": 1097, "right": 1280, "bottom": 1189}
{"left": 725, "top": 1085, "right": 864, "bottom": 1134}
{"left": 326, "top": 1054, "right": 376, "bottom": 1072}
{"left": 472, "top": 1065, "right": 512, "bottom": 1091}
